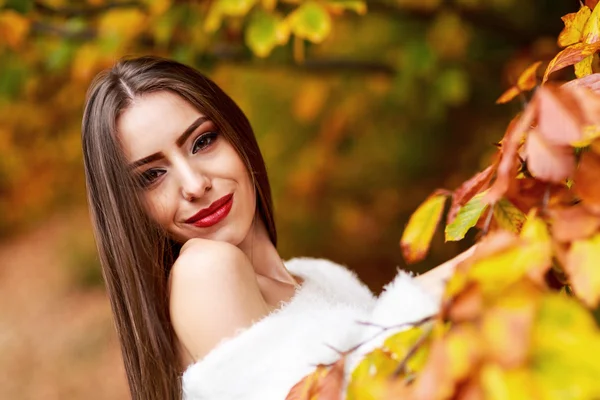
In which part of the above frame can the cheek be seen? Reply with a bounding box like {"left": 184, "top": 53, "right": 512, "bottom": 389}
{"left": 142, "top": 189, "right": 176, "bottom": 227}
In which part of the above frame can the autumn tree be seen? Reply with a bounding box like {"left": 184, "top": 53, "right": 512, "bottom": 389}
{"left": 290, "top": 2, "right": 600, "bottom": 399}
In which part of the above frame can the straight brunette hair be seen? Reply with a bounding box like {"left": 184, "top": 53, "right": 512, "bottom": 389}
{"left": 81, "top": 56, "right": 277, "bottom": 399}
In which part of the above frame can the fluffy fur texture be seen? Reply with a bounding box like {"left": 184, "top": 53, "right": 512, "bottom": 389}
{"left": 181, "top": 258, "right": 437, "bottom": 400}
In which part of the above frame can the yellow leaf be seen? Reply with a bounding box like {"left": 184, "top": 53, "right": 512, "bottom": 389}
{"left": 71, "top": 43, "right": 102, "bottom": 82}
{"left": 496, "top": 61, "right": 541, "bottom": 104}
{"left": 520, "top": 212, "right": 553, "bottom": 284}
{"left": 496, "top": 86, "right": 521, "bottom": 104}
{"left": 142, "top": 0, "right": 171, "bottom": 16}
{"left": 324, "top": 0, "right": 367, "bottom": 15}
{"left": 583, "top": 2, "right": 600, "bottom": 44}
{"left": 445, "top": 324, "right": 481, "bottom": 381}
{"left": 558, "top": 6, "right": 592, "bottom": 47}
{"left": 575, "top": 54, "right": 594, "bottom": 78}
{"left": 481, "top": 364, "right": 536, "bottom": 400}
{"left": 532, "top": 293, "right": 600, "bottom": 400}
{"left": 288, "top": 1, "right": 332, "bottom": 44}
{"left": 0, "top": 10, "right": 30, "bottom": 50}
{"left": 98, "top": 9, "right": 147, "bottom": 41}
{"left": 262, "top": 0, "right": 277, "bottom": 11}
{"left": 445, "top": 191, "right": 488, "bottom": 242}
{"left": 565, "top": 233, "right": 600, "bottom": 307}
{"left": 383, "top": 326, "right": 431, "bottom": 373}
{"left": 482, "top": 290, "right": 537, "bottom": 368}
{"left": 347, "top": 349, "right": 397, "bottom": 400}
{"left": 543, "top": 41, "right": 600, "bottom": 83}
{"left": 292, "top": 79, "right": 329, "bottom": 123}
{"left": 493, "top": 198, "right": 527, "bottom": 234}
{"left": 400, "top": 192, "right": 448, "bottom": 263}
{"left": 204, "top": 3, "right": 223, "bottom": 33}
{"left": 219, "top": 0, "right": 258, "bottom": 17}
{"left": 467, "top": 232, "right": 550, "bottom": 296}
{"left": 245, "top": 11, "right": 288, "bottom": 57}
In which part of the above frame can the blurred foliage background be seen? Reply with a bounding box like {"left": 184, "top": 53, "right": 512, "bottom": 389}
{"left": 0, "top": 0, "right": 577, "bottom": 398}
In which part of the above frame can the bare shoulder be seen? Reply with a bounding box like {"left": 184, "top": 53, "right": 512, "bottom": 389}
{"left": 168, "top": 238, "right": 269, "bottom": 365}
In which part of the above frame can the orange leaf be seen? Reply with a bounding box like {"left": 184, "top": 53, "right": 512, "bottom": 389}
{"left": 446, "top": 283, "right": 483, "bottom": 323}
{"left": 574, "top": 150, "right": 600, "bottom": 214}
{"left": 588, "top": 0, "right": 600, "bottom": 10}
{"left": 0, "top": 10, "right": 30, "bottom": 50}
{"left": 486, "top": 106, "right": 536, "bottom": 204}
{"left": 542, "top": 41, "right": 600, "bottom": 83}
{"left": 558, "top": 6, "right": 592, "bottom": 47}
{"left": 286, "top": 358, "right": 345, "bottom": 400}
{"left": 496, "top": 86, "right": 521, "bottom": 105}
{"left": 549, "top": 204, "right": 600, "bottom": 242}
{"left": 482, "top": 296, "right": 537, "bottom": 368}
{"left": 565, "top": 233, "right": 600, "bottom": 307}
{"left": 524, "top": 129, "right": 575, "bottom": 183}
{"left": 496, "top": 61, "right": 542, "bottom": 104}
{"left": 447, "top": 165, "right": 496, "bottom": 225}
{"left": 401, "top": 192, "right": 448, "bottom": 263}
{"left": 537, "top": 86, "right": 585, "bottom": 145}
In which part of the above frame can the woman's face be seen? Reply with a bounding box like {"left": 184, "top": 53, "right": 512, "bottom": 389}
{"left": 117, "top": 91, "right": 256, "bottom": 244}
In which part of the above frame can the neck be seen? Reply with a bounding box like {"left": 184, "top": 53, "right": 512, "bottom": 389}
{"left": 237, "top": 215, "right": 296, "bottom": 285}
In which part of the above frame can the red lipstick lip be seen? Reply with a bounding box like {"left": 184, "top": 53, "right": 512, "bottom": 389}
{"left": 185, "top": 193, "right": 234, "bottom": 224}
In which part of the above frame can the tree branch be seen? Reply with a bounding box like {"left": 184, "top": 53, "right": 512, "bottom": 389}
{"left": 33, "top": 0, "right": 144, "bottom": 18}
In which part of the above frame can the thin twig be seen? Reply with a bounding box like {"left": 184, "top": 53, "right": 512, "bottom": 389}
{"left": 343, "top": 315, "right": 435, "bottom": 355}
{"left": 391, "top": 324, "right": 433, "bottom": 378}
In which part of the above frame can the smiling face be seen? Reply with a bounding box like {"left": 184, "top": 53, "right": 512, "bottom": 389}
{"left": 117, "top": 91, "right": 257, "bottom": 244}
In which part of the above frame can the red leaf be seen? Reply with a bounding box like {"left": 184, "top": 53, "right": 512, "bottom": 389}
{"left": 562, "top": 73, "right": 600, "bottom": 93}
{"left": 574, "top": 150, "right": 600, "bottom": 214}
{"left": 524, "top": 129, "right": 575, "bottom": 183}
{"left": 486, "top": 105, "right": 537, "bottom": 204}
{"left": 537, "top": 86, "right": 584, "bottom": 145}
{"left": 542, "top": 41, "right": 600, "bottom": 83}
{"left": 588, "top": 0, "right": 600, "bottom": 10}
{"left": 549, "top": 204, "right": 600, "bottom": 242}
{"left": 447, "top": 165, "right": 496, "bottom": 225}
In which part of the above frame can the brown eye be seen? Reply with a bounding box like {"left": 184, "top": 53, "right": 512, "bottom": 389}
{"left": 138, "top": 168, "right": 166, "bottom": 188}
{"left": 192, "top": 132, "right": 219, "bottom": 154}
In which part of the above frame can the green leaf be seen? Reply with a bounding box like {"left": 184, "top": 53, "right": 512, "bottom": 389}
{"left": 288, "top": 1, "right": 332, "bottom": 43}
{"left": 493, "top": 198, "right": 527, "bottom": 234}
{"left": 4, "top": 0, "right": 32, "bottom": 14}
{"left": 445, "top": 191, "right": 489, "bottom": 241}
{"left": 245, "top": 10, "right": 289, "bottom": 58}
{"left": 400, "top": 192, "right": 448, "bottom": 263}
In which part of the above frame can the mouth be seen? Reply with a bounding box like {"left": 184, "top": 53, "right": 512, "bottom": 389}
{"left": 185, "top": 193, "right": 234, "bottom": 228}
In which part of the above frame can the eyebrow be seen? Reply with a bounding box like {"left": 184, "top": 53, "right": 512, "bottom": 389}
{"left": 129, "top": 116, "right": 209, "bottom": 169}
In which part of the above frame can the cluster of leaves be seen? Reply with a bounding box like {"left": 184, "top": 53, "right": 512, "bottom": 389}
{"left": 287, "top": 2, "right": 600, "bottom": 399}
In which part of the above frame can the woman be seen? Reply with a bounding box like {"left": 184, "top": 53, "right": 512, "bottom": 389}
{"left": 82, "top": 56, "right": 463, "bottom": 400}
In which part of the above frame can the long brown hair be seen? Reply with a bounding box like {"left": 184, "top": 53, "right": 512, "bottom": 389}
{"left": 81, "top": 56, "right": 277, "bottom": 399}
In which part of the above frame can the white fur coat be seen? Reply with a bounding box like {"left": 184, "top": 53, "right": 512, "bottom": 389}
{"left": 181, "top": 257, "right": 438, "bottom": 400}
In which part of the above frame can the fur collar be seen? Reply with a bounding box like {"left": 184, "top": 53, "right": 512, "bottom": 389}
{"left": 181, "top": 258, "right": 435, "bottom": 400}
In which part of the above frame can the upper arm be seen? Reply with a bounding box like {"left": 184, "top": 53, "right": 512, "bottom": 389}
{"left": 168, "top": 239, "right": 270, "bottom": 363}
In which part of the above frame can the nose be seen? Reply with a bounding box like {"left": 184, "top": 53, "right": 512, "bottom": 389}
{"left": 177, "top": 161, "right": 211, "bottom": 201}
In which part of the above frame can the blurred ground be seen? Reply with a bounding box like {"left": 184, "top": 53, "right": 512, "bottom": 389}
{"left": 0, "top": 209, "right": 128, "bottom": 400}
